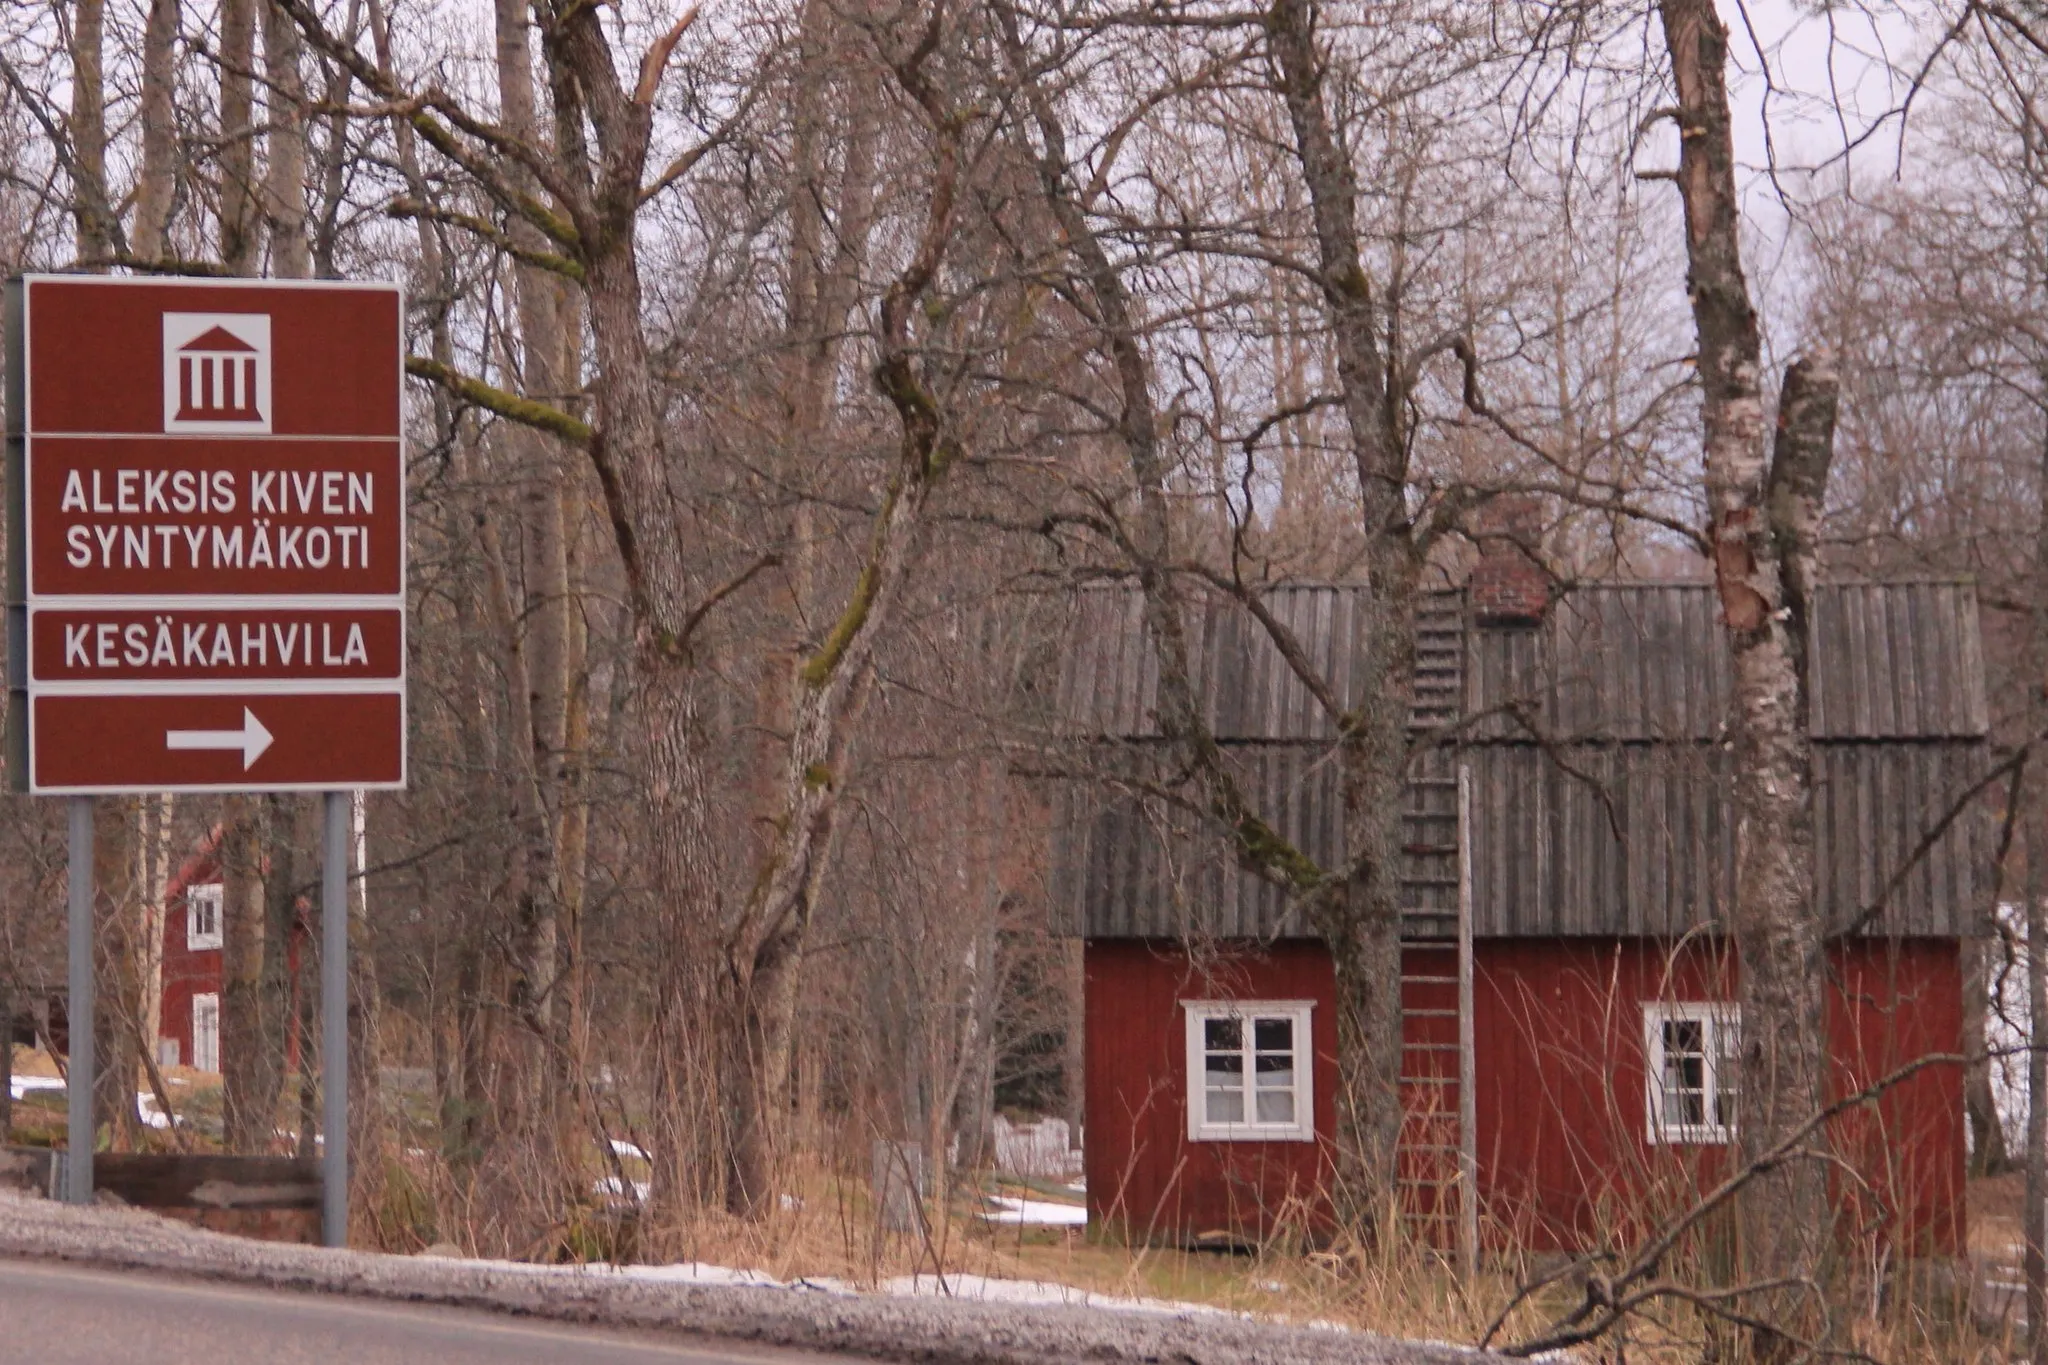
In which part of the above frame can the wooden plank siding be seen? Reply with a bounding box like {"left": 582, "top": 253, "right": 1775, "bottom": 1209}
{"left": 1088, "top": 938, "right": 1963, "bottom": 1254}
{"left": 1084, "top": 940, "right": 1338, "bottom": 1243}
{"left": 1470, "top": 937, "right": 1962, "bottom": 1256}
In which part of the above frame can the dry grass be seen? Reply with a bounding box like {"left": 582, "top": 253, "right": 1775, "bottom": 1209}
{"left": 0, "top": 1059, "right": 2020, "bottom": 1362}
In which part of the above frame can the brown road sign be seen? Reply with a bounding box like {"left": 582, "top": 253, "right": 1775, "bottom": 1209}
{"left": 31, "top": 693, "right": 404, "bottom": 790}
{"left": 5, "top": 276, "right": 407, "bottom": 794}
{"left": 30, "top": 607, "right": 403, "bottom": 682}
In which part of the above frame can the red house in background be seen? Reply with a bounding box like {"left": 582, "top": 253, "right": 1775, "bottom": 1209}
{"left": 159, "top": 832, "right": 226, "bottom": 1074}
{"left": 1052, "top": 559, "right": 1988, "bottom": 1257}
{"left": 157, "top": 830, "right": 306, "bottom": 1077}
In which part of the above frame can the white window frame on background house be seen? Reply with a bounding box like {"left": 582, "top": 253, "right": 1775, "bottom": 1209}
{"left": 191, "top": 992, "right": 221, "bottom": 1074}
{"left": 1182, "top": 1000, "right": 1315, "bottom": 1142}
{"left": 186, "top": 882, "right": 223, "bottom": 951}
{"left": 1644, "top": 1001, "right": 1738, "bottom": 1145}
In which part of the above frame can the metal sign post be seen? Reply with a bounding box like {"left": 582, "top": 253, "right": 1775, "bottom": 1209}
{"left": 6, "top": 276, "right": 406, "bottom": 1232}
{"left": 64, "top": 796, "right": 92, "bottom": 1204}
{"left": 321, "top": 791, "right": 348, "bottom": 1247}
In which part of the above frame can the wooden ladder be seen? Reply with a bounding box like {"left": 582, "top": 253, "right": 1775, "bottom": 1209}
{"left": 1397, "top": 595, "right": 1476, "bottom": 1272}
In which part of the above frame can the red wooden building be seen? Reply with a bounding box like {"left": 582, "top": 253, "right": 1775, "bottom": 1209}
{"left": 156, "top": 830, "right": 306, "bottom": 1077}
{"left": 159, "top": 832, "right": 227, "bottom": 1074}
{"left": 1052, "top": 562, "right": 1989, "bottom": 1256}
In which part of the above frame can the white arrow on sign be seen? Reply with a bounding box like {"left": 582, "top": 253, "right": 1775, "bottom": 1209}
{"left": 165, "top": 707, "right": 275, "bottom": 770}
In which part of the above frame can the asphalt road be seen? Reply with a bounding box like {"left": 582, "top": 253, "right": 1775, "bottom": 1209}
{"left": 0, "top": 1259, "right": 839, "bottom": 1365}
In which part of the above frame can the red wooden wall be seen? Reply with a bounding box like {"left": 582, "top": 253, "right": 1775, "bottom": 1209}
{"left": 157, "top": 840, "right": 308, "bottom": 1077}
{"left": 1085, "top": 937, "right": 1964, "bottom": 1254}
{"left": 159, "top": 850, "right": 224, "bottom": 1070}
{"left": 1083, "top": 940, "right": 1337, "bottom": 1242}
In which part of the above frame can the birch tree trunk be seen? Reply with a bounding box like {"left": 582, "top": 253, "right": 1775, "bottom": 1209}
{"left": 91, "top": 798, "right": 143, "bottom": 1145}
{"left": 221, "top": 0, "right": 260, "bottom": 272}
{"left": 132, "top": 0, "right": 180, "bottom": 260}
{"left": 1658, "top": 1, "right": 1836, "bottom": 1351}
{"left": 1966, "top": 935, "right": 2011, "bottom": 1176}
{"left": 0, "top": 973, "right": 11, "bottom": 1139}
{"left": 716, "top": 11, "right": 882, "bottom": 1217}
{"left": 723, "top": 83, "right": 962, "bottom": 1200}
{"left": 219, "top": 797, "right": 273, "bottom": 1149}
{"left": 69, "top": 0, "right": 112, "bottom": 262}
{"left": 492, "top": 0, "right": 571, "bottom": 1119}
{"left": 2028, "top": 364, "right": 2048, "bottom": 1364}
{"left": 2029, "top": 818, "right": 2047, "bottom": 1363}
{"left": 137, "top": 797, "right": 173, "bottom": 1069}
{"left": 263, "top": 0, "right": 310, "bottom": 278}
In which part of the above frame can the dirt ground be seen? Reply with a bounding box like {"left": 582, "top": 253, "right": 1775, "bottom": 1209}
{"left": 1972, "top": 1171, "right": 2025, "bottom": 1262}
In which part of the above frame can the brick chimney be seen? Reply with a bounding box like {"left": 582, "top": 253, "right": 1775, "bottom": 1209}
{"left": 1468, "top": 494, "right": 1550, "bottom": 624}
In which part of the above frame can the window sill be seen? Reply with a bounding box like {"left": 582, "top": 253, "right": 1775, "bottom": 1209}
{"left": 1189, "top": 1125, "right": 1315, "bottom": 1144}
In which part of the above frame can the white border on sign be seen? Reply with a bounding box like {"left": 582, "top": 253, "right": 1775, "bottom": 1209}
{"left": 24, "top": 600, "right": 406, "bottom": 686}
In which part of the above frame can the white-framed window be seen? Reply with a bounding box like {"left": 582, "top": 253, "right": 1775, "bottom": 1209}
{"left": 186, "top": 882, "right": 223, "bottom": 951}
{"left": 191, "top": 993, "right": 220, "bottom": 1074}
{"left": 1182, "top": 1000, "right": 1315, "bottom": 1142}
{"left": 1644, "top": 1001, "right": 1738, "bottom": 1145}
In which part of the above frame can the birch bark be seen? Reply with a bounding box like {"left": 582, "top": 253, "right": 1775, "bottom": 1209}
{"left": 2029, "top": 814, "right": 2047, "bottom": 1362}
{"left": 1657, "top": 1, "right": 1835, "bottom": 1350}
{"left": 2027, "top": 357, "right": 2048, "bottom": 1364}
{"left": 133, "top": 0, "right": 180, "bottom": 260}
{"left": 68, "top": 0, "right": 112, "bottom": 262}
{"left": 262, "top": 1, "right": 310, "bottom": 278}
{"left": 220, "top": 0, "right": 259, "bottom": 272}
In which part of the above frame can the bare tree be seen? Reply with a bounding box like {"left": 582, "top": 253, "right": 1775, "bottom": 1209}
{"left": 1652, "top": 0, "right": 1839, "bottom": 1351}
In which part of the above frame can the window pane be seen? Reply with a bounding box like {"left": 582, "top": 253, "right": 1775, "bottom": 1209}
{"left": 1253, "top": 1017, "right": 1293, "bottom": 1053}
{"left": 1716, "top": 1022, "right": 1739, "bottom": 1129}
{"left": 1206, "top": 1087, "right": 1244, "bottom": 1123}
{"left": 1205, "top": 1017, "right": 1242, "bottom": 1051}
{"left": 1255, "top": 1090, "right": 1295, "bottom": 1124}
{"left": 1254, "top": 1055, "right": 1295, "bottom": 1088}
{"left": 1665, "top": 1087, "right": 1705, "bottom": 1126}
{"left": 1664, "top": 1019, "right": 1703, "bottom": 1057}
{"left": 1660, "top": 1016, "right": 1706, "bottom": 1128}
{"left": 1206, "top": 1052, "right": 1243, "bottom": 1080}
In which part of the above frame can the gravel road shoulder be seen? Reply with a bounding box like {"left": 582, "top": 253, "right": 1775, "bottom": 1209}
{"left": 0, "top": 1191, "right": 1490, "bottom": 1364}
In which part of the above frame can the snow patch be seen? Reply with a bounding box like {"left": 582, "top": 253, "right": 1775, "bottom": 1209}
{"left": 982, "top": 1195, "right": 1087, "bottom": 1227}
{"left": 383, "top": 1252, "right": 1240, "bottom": 1323}
{"left": 594, "top": 1176, "right": 651, "bottom": 1202}
{"left": 879, "top": 1272, "right": 1219, "bottom": 1316}
{"left": 8, "top": 1076, "right": 64, "bottom": 1101}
